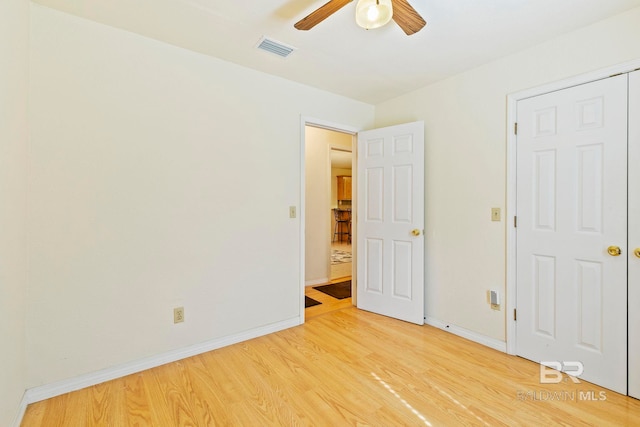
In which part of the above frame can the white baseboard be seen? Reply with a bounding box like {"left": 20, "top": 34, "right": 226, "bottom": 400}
{"left": 11, "top": 392, "right": 29, "bottom": 427}
{"left": 23, "top": 316, "right": 301, "bottom": 406}
{"left": 305, "top": 277, "right": 329, "bottom": 287}
{"left": 425, "top": 317, "right": 507, "bottom": 353}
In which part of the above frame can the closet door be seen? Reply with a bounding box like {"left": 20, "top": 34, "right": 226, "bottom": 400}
{"left": 629, "top": 70, "right": 640, "bottom": 399}
{"left": 515, "top": 75, "right": 628, "bottom": 393}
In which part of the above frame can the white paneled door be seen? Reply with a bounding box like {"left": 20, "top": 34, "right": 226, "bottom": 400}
{"left": 357, "top": 121, "right": 424, "bottom": 325}
{"left": 516, "top": 75, "right": 628, "bottom": 394}
{"left": 629, "top": 70, "right": 640, "bottom": 399}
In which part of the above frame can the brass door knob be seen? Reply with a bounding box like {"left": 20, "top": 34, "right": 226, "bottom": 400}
{"left": 411, "top": 229, "right": 421, "bottom": 236}
{"left": 607, "top": 246, "right": 622, "bottom": 257}
{"left": 634, "top": 248, "right": 640, "bottom": 259}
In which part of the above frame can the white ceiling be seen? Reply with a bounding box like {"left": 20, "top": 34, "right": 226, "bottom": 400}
{"left": 34, "top": 0, "right": 640, "bottom": 104}
{"left": 331, "top": 149, "right": 353, "bottom": 169}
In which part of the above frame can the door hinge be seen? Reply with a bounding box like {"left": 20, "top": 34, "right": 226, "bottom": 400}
{"left": 514, "top": 216, "right": 517, "bottom": 228}
{"left": 514, "top": 309, "right": 517, "bottom": 321}
{"left": 514, "top": 122, "right": 518, "bottom": 135}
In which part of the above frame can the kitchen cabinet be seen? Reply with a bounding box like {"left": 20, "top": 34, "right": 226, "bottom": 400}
{"left": 337, "top": 175, "right": 352, "bottom": 201}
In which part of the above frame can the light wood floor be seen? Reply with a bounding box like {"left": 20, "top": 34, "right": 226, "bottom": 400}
{"left": 305, "top": 279, "right": 353, "bottom": 319}
{"left": 22, "top": 307, "right": 640, "bottom": 426}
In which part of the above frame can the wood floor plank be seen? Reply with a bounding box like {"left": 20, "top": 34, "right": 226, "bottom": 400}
{"left": 181, "top": 354, "right": 232, "bottom": 425}
{"left": 21, "top": 307, "right": 640, "bottom": 426}
{"left": 147, "top": 360, "right": 200, "bottom": 427}
{"left": 86, "top": 381, "right": 115, "bottom": 425}
{"left": 120, "top": 373, "right": 153, "bottom": 427}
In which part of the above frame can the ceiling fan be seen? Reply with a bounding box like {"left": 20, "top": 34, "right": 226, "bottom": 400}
{"left": 294, "top": 0, "right": 426, "bottom": 35}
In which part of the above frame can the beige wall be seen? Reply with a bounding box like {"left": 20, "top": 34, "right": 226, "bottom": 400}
{"left": 375, "top": 6, "right": 640, "bottom": 342}
{"left": 27, "top": 5, "right": 373, "bottom": 387}
{"left": 0, "top": 0, "right": 29, "bottom": 424}
{"left": 305, "top": 127, "right": 352, "bottom": 284}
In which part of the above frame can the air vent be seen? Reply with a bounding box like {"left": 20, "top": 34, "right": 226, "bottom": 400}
{"left": 256, "top": 36, "right": 296, "bottom": 58}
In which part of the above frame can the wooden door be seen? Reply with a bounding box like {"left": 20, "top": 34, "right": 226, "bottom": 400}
{"left": 356, "top": 121, "right": 425, "bottom": 325}
{"left": 515, "top": 75, "right": 628, "bottom": 393}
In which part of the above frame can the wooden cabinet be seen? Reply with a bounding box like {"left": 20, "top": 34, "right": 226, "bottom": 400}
{"left": 337, "top": 176, "right": 352, "bottom": 201}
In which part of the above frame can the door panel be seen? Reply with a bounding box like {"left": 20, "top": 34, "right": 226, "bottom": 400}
{"left": 364, "top": 238, "right": 383, "bottom": 293}
{"left": 516, "top": 75, "right": 628, "bottom": 394}
{"left": 533, "top": 254, "right": 556, "bottom": 338}
{"left": 533, "top": 150, "right": 556, "bottom": 230}
{"left": 357, "top": 121, "right": 424, "bottom": 325}
{"left": 629, "top": 70, "right": 640, "bottom": 399}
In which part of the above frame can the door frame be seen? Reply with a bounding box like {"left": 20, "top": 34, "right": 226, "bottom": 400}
{"left": 505, "top": 58, "right": 640, "bottom": 355}
{"left": 299, "top": 116, "right": 359, "bottom": 321}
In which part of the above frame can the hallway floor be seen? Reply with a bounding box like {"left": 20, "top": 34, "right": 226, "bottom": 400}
{"left": 330, "top": 240, "right": 351, "bottom": 280}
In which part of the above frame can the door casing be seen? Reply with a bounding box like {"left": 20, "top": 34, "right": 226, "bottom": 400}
{"left": 627, "top": 70, "right": 640, "bottom": 399}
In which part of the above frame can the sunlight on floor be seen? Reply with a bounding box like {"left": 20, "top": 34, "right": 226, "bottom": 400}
{"left": 371, "top": 372, "right": 432, "bottom": 426}
{"left": 429, "top": 381, "right": 490, "bottom": 426}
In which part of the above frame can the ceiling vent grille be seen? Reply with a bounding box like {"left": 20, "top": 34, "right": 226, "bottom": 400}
{"left": 256, "top": 36, "right": 296, "bottom": 58}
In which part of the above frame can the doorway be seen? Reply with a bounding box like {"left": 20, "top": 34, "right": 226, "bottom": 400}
{"left": 302, "top": 122, "right": 356, "bottom": 318}
{"left": 300, "top": 119, "right": 426, "bottom": 324}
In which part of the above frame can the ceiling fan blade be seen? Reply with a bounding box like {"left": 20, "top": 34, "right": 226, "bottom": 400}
{"left": 392, "top": 0, "right": 426, "bottom": 35}
{"left": 294, "top": 0, "right": 353, "bottom": 31}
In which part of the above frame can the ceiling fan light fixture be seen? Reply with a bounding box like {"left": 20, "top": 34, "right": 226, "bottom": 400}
{"left": 355, "top": 0, "right": 393, "bottom": 30}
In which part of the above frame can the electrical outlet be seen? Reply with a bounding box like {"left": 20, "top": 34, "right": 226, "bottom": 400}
{"left": 289, "top": 206, "right": 296, "bottom": 218}
{"left": 174, "top": 307, "right": 184, "bottom": 323}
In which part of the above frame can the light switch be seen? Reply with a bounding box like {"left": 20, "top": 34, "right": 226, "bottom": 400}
{"left": 289, "top": 206, "right": 296, "bottom": 218}
{"left": 491, "top": 208, "right": 501, "bottom": 221}
{"left": 490, "top": 290, "right": 500, "bottom": 305}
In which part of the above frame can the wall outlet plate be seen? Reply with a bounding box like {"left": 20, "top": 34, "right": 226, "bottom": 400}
{"left": 174, "top": 307, "right": 184, "bottom": 323}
